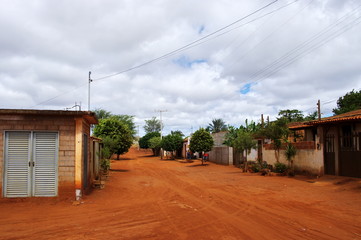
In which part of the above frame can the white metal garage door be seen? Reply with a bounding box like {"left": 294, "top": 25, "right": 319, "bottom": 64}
{"left": 4, "top": 131, "right": 58, "bottom": 197}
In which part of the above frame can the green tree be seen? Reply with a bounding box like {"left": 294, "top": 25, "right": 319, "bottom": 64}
{"left": 93, "top": 117, "right": 133, "bottom": 160}
{"left": 190, "top": 128, "right": 214, "bottom": 165}
{"left": 224, "top": 122, "right": 258, "bottom": 171}
{"left": 278, "top": 109, "right": 304, "bottom": 122}
{"left": 304, "top": 111, "right": 318, "bottom": 121}
{"left": 333, "top": 89, "right": 361, "bottom": 115}
{"left": 93, "top": 108, "right": 112, "bottom": 120}
{"left": 148, "top": 136, "right": 162, "bottom": 156}
{"left": 206, "top": 118, "right": 228, "bottom": 133}
{"left": 171, "top": 130, "right": 184, "bottom": 137}
{"left": 139, "top": 132, "right": 161, "bottom": 155}
{"left": 113, "top": 115, "right": 137, "bottom": 138}
{"left": 284, "top": 142, "right": 297, "bottom": 175}
{"left": 93, "top": 109, "right": 136, "bottom": 139}
{"left": 144, "top": 117, "right": 162, "bottom": 134}
{"left": 234, "top": 129, "right": 257, "bottom": 172}
{"left": 259, "top": 118, "right": 289, "bottom": 162}
{"left": 161, "top": 133, "right": 184, "bottom": 159}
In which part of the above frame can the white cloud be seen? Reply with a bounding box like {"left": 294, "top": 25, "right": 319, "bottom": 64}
{"left": 1, "top": 0, "right": 360, "bottom": 136}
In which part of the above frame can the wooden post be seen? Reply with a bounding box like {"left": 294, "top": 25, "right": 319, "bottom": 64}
{"left": 317, "top": 100, "right": 321, "bottom": 120}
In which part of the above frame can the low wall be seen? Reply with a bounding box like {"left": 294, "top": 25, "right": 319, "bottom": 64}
{"left": 262, "top": 141, "right": 324, "bottom": 176}
{"left": 209, "top": 146, "right": 233, "bottom": 165}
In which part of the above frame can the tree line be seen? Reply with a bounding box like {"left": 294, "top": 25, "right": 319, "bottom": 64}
{"left": 93, "top": 89, "right": 360, "bottom": 164}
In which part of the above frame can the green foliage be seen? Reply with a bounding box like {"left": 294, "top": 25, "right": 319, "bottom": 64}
{"left": 224, "top": 120, "right": 260, "bottom": 149}
{"left": 149, "top": 136, "right": 162, "bottom": 149}
{"left": 93, "top": 118, "right": 133, "bottom": 159}
{"left": 139, "top": 132, "right": 160, "bottom": 149}
{"left": 260, "top": 118, "right": 289, "bottom": 148}
{"left": 304, "top": 111, "right": 318, "bottom": 121}
{"left": 259, "top": 118, "right": 289, "bottom": 162}
{"left": 101, "top": 136, "right": 117, "bottom": 159}
{"left": 233, "top": 130, "right": 257, "bottom": 154}
{"left": 250, "top": 163, "right": 261, "bottom": 173}
{"left": 93, "top": 108, "right": 136, "bottom": 139}
{"left": 161, "top": 133, "right": 184, "bottom": 159}
{"left": 333, "top": 89, "right": 361, "bottom": 115}
{"left": 274, "top": 162, "right": 288, "bottom": 173}
{"left": 190, "top": 128, "right": 214, "bottom": 153}
{"left": 206, "top": 118, "right": 228, "bottom": 133}
{"left": 144, "top": 117, "right": 162, "bottom": 134}
{"left": 241, "top": 119, "right": 261, "bottom": 133}
{"left": 285, "top": 143, "right": 297, "bottom": 162}
{"left": 112, "top": 115, "right": 137, "bottom": 138}
{"left": 171, "top": 130, "right": 184, "bottom": 137}
{"left": 93, "top": 108, "right": 112, "bottom": 120}
{"left": 223, "top": 126, "right": 238, "bottom": 147}
{"left": 278, "top": 109, "right": 304, "bottom": 122}
{"left": 100, "top": 159, "right": 110, "bottom": 171}
{"left": 148, "top": 136, "right": 162, "bottom": 156}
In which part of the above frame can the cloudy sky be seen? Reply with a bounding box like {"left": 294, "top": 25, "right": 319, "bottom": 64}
{"left": 1, "top": 0, "right": 360, "bottom": 136}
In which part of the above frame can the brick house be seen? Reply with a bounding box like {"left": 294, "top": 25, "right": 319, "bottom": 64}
{"left": 0, "top": 109, "right": 98, "bottom": 199}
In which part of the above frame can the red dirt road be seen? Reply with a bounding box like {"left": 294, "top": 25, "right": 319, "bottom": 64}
{"left": 1, "top": 148, "right": 361, "bottom": 240}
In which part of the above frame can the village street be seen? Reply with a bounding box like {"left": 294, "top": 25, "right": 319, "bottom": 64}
{"left": 1, "top": 148, "right": 361, "bottom": 240}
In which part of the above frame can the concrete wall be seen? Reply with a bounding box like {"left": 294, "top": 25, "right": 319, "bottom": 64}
{"left": 262, "top": 130, "right": 324, "bottom": 176}
{"left": 209, "top": 146, "right": 233, "bottom": 165}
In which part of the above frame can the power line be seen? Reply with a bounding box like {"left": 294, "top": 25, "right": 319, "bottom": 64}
{"left": 246, "top": 3, "right": 361, "bottom": 84}
{"left": 142, "top": 0, "right": 298, "bottom": 66}
{"left": 29, "top": 83, "right": 87, "bottom": 109}
{"left": 28, "top": 1, "right": 282, "bottom": 108}
{"left": 227, "top": 0, "right": 312, "bottom": 69}
{"left": 92, "top": 0, "right": 279, "bottom": 81}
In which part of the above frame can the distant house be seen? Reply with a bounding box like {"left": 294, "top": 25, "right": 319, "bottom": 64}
{"left": 0, "top": 109, "right": 99, "bottom": 199}
{"left": 263, "top": 109, "right": 361, "bottom": 178}
{"left": 208, "top": 131, "right": 261, "bottom": 166}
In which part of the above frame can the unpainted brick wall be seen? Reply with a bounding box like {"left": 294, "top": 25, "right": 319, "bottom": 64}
{"left": 0, "top": 115, "right": 76, "bottom": 194}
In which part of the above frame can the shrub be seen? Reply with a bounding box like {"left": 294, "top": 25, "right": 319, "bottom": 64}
{"left": 251, "top": 164, "right": 261, "bottom": 173}
{"left": 274, "top": 162, "right": 288, "bottom": 173}
{"left": 100, "top": 159, "right": 110, "bottom": 171}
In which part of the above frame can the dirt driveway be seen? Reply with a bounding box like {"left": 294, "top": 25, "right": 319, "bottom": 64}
{"left": 1, "top": 148, "right": 361, "bottom": 240}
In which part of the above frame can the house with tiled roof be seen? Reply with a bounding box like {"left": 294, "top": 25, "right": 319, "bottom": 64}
{"left": 263, "top": 109, "right": 361, "bottom": 178}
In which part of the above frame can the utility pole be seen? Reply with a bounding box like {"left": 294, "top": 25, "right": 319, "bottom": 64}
{"left": 317, "top": 99, "right": 321, "bottom": 120}
{"left": 88, "top": 71, "right": 93, "bottom": 111}
{"left": 155, "top": 109, "right": 167, "bottom": 139}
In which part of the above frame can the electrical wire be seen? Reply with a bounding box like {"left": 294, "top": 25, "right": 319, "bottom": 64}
{"left": 92, "top": 0, "right": 279, "bottom": 81}
{"left": 228, "top": 0, "right": 313, "bottom": 69}
{"left": 29, "top": 0, "right": 281, "bottom": 107}
{"left": 247, "top": 3, "right": 361, "bottom": 84}
{"left": 28, "top": 83, "right": 87, "bottom": 109}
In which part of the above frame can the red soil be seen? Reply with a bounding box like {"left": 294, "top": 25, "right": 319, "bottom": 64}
{"left": 1, "top": 147, "right": 361, "bottom": 240}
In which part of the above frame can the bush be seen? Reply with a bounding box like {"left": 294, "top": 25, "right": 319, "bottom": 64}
{"left": 251, "top": 164, "right": 261, "bottom": 173}
{"left": 274, "top": 162, "right": 288, "bottom": 173}
{"left": 100, "top": 159, "right": 110, "bottom": 171}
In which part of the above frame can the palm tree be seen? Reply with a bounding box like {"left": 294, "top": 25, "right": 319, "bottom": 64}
{"left": 207, "top": 118, "right": 228, "bottom": 133}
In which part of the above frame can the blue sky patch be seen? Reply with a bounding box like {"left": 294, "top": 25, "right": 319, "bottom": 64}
{"left": 174, "top": 56, "right": 206, "bottom": 68}
{"left": 198, "top": 25, "right": 205, "bottom": 34}
{"left": 240, "top": 83, "right": 252, "bottom": 94}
